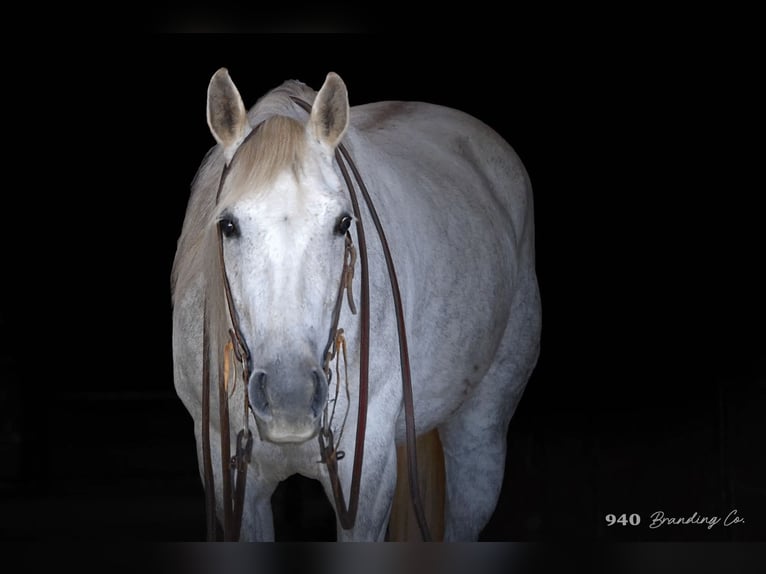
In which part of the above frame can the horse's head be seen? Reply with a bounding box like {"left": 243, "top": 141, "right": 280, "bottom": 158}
{"left": 206, "top": 69, "right": 352, "bottom": 444}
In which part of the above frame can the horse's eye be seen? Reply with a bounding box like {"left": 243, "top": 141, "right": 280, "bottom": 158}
{"left": 219, "top": 216, "right": 239, "bottom": 238}
{"left": 335, "top": 214, "right": 353, "bottom": 235}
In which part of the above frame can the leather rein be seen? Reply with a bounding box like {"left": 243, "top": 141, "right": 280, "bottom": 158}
{"left": 199, "top": 95, "right": 431, "bottom": 541}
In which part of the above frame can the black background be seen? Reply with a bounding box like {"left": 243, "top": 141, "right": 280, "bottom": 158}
{"left": 1, "top": 26, "right": 764, "bottom": 546}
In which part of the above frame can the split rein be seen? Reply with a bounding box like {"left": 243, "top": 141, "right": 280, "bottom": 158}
{"left": 199, "top": 96, "right": 431, "bottom": 541}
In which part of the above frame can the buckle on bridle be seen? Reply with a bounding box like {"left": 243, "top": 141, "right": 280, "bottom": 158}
{"left": 228, "top": 328, "right": 251, "bottom": 384}
{"left": 343, "top": 233, "right": 357, "bottom": 315}
{"left": 231, "top": 428, "right": 253, "bottom": 469}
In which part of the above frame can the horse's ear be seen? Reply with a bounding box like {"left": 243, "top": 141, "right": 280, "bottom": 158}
{"left": 207, "top": 68, "right": 252, "bottom": 165}
{"left": 308, "top": 72, "right": 349, "bottom": 152}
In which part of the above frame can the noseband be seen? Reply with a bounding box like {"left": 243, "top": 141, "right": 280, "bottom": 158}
{"left": 200, "top": 96, "right": 431, "bottom": 541}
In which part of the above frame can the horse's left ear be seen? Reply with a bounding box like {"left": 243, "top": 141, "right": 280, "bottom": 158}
{"left": 207, "top": 68, "right": 252, "bottom": 165}
{"left": 308, "top": 72, "right": 349, "bottom": 153}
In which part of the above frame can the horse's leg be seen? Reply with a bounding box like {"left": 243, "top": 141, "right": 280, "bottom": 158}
{"left": 197, "top": 427, "right": 279, "bottom": 541}
{"left": 439, "top": 287, "right": 541, "bottom": 541}
{"left": 318, "top": 425, "right": 399, "bottom": 541}
{"left": 438, "top": 365, "right": 531, "bottom": 540}
{"left": 238, "top": 471, "right": 279, "bottom": 541}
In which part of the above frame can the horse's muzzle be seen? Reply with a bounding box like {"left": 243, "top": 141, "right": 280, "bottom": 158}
{"left": 247, "top": 361, "right": 328, "bottom": 444}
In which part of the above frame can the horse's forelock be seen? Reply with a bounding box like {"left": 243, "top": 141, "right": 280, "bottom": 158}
{"left": 214, "top": 115, "right": 308, "bottom": 217}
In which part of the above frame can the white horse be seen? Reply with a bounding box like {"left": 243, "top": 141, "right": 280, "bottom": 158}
{"left": 171, "top": 69, "right": 541, "bottom": 541}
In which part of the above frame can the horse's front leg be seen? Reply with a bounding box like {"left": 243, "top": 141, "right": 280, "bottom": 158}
{"left": 196, "top": 425, "right": 280, "bottom": 541}
{"left": 237, "top": 464, "right": 279, "bottom": 542}
{"left": 322, "top": 433, "right": 399, "bottom": 541}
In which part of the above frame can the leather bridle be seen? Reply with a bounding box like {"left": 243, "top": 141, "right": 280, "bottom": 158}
{"left": 199, "top": 95, "right": 431, "bottom": 541}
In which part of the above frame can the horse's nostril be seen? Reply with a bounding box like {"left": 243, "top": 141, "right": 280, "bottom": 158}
{"left": 311, "top": 370, "right": 328, "bottom": 417}
{"left": 249, "top": 370, "right": 270, "bottom": 413}
{"left": 257, "top": 371, "right": 267, "bottom": 393}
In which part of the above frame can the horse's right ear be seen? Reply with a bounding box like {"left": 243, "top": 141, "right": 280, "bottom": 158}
{"left": 207, "top": 68, "right": 252, "bottom": 165}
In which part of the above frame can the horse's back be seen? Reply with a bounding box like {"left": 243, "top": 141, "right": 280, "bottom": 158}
{"left": 350, "top": 99, "right": 537, "bottom": 306}
{"left": 350, "top": 101, "right": 534, "bottom": 255}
